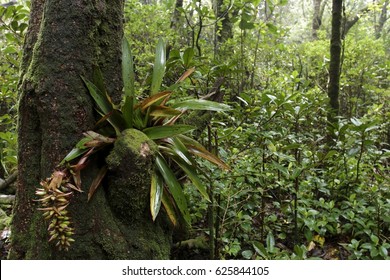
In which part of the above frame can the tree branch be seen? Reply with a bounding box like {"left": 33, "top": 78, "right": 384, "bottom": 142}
{"left": 0, "top": 171, "right": 17, "bottom": 191}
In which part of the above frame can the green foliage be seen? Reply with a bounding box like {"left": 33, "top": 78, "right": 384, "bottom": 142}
{"left": 0, "top": 1, "right": 30, "bottom": 175}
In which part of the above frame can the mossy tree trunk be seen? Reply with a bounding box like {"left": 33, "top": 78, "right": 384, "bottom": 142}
{"left": 9, "top": 0, "right": 171, "bottom": 259}
{"left": 327, "top": 0, "right": 342, "bottom": 143}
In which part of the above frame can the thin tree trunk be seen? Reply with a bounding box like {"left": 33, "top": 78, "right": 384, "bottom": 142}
{"left": 312, "top": 0, "right": 323, "bottom": 39}
{"left": 171, "top": 0, "right": 183, "bottom": 29}
{"left": 375, "top": 0, "right": 389, "bottom": 39}
{"left": 10, "top": 0, "right": 171, "bottom": 259}
{"left": 327, "top": 0, "right": 343, "bottom": 142}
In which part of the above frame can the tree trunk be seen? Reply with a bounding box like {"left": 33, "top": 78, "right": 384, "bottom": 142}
{"left": 171, "top": 0, "right": 183, "bottom": 30}
{"left": 312, "top": 0, "right": 328, "bottom": 39}
{"left": 375, "top": 0, "right": 389, "bottom": 39}
{"left": 327, "top": 0, "right": 343, "bottom": 141}
{"left": 9, "top": 0, "right": 171, "bottom": 259}
{"left": 312, "top": 0, "right": 322, "bottom": 39}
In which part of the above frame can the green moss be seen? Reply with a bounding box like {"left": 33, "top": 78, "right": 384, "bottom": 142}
{"left": 106, "top": 129, "right": 157, "bottom": 220}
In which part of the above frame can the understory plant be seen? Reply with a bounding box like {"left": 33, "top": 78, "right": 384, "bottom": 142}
{"left": 35, "top": 37, "right": 230, "bottom": 250}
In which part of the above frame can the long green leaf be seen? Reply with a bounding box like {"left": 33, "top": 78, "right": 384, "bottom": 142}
{"left": 187, "top": 145, "right": 230, "bottom": 170}
{"left": 82, "top": 77, "right": 112, "bottom": 115}
{"left": 150, "top": 171, "right": 164, "bottom": 221}
{"left": 122, "top": 37, "right": 135, "bottom": 128}
{"left": 143, "top": 125, "right": 195, "bottom": 140}
{"left": 155, "top": 154, "right": 190, "bottom": 224}
{"left": 177, "top": 135, "right": 230, "bottom": 170}
{"left": 166, "top": 137, "right": 195, "bottom": 166}
{"left": 150, "top": 38, "right": 166, "bottom": 95}
{"left": 122, "top": 37, "right": 135, "bottom": 98}
{"left": 60, "top": 147, "right": 89, "bottom": 166}
{"left": 172, "top": 99, "right": 231, "bottom": 112}
{"left": 59, "top": 136, "right": 94, "bottom": 165}
{"left": 171, "top": 155, "right": 210, "bottom": 202}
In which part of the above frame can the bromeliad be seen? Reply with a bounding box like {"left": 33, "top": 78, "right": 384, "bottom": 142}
{"left": 35, "top": 37, "right": 230, "bottom": 249}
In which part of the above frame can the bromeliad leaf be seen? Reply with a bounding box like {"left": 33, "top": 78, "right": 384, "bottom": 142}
{"left": 136, "top": 91, "right": 172, "bottom": 111}
{"left": 122, "top": 37, "right": 135, "bottom": 99}
{"left": 143, "top": 124, "right": 195, "bottom": 140}
{"left": 59, "top": 136, "right": 93, "bottom": 165}
{"left": 150, "top": 38, "right": 166, "bottom": 95}
{"left": 150, "top": 171, "right": 163, "bottom": 221}
{"left": 122, "top": 37, "right": 135, "bottom": 128}
{"left": 148, "top": 105, "right": 182, "bottom": 117}
{"left": 170, "top": 155, "right": 210, "bottom": 202}
{"left": 172, "top": 99, "right": 231, "bottom": 112}
{"left": 155, "top": 154, "right": 191, "bottom": 224}
{"left": 161, "top": 188, "right": 178, "bottom": 226}
{"left": 82, "top": 77, "right": 113, "bottom": 115}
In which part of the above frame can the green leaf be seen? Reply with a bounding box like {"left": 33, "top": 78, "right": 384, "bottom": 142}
{"left": 379, "top": 246, "right": 388, "bottom": 258}
{"left": 59, "top": 136, "right": 95, "bottom": 165}
{"left": 170, "top": 154, "right": 210, "bottom": 202}
{"left": 143, "top": 125, "right": 195, "bottom": 140}
{"left": 122, "top": 37, "right": 135, "bottom": 128}
{"left": 188, "top": 145, "right": 230, "bottom": 170}
{"left": 253, "top": 241, "right": 268, "bottom": 259}
{"left": 172, "top": 99, "right": 231, "bottom": 112}
{"left": 59, "top": 147, "right": 89, "bottom": 166}
{"left": 242, "top": 250, "right": 253, "bottom": 260}
{"left": 266, "top": 23, "right": 278, "bottom": 33}
{"left": 92, "top": 67, "right": 108, "bottom": 100}
{"left": 82, "top": 77, "right": 112, "bottom": 115}
{"left": 150, "top": 38, "right": 166, "bottom": 95}
{"left": 82, "top": 77, "right": 126, "bottom": 133}
{"left": 150, "top": 171, "right": 164, "bottom": 221}
{"left": 155, "top": 154, "right": 190, "bottom": 224}
{"left": 239, "top": 20, "right": 255, "bottom": 30}
{"left": 122, "top": 37, "right": 135, "bottom": 98}
{"left": 266, "top": 232, "right": 275, "bottom": 253}
{"left": 182, "top": 47, "right": 194, "bottom": 68}
{"left": 370, "top": 235, "right": 379, "bottom": 245}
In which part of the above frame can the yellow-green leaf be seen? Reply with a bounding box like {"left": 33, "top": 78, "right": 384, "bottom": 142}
{"left": 150, "top": 171, "right": 163, "bottom": 221}
{"left": 161, "top": 189, "right": 178, "bottom": 226}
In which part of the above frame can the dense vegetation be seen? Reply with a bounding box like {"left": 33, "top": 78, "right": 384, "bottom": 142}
{"left": 0, "top": 0, "right": 389, "bottom": 259}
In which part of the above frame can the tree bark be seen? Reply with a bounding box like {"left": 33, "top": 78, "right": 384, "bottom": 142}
{"left": 10, "top": 0, "right": 171, "bottom": 259}
{"left": 327, "top": 0, "right": 343, "bottom": 141}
